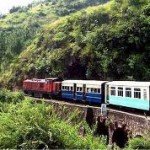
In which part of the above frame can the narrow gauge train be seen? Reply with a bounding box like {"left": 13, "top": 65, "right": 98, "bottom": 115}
{"left": 23, "top": 78, "right": 150, "bottom": 112}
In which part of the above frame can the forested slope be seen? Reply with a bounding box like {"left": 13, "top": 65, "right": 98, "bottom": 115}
{"left": 0, "top": 0, "right": 108, "bottom": 73}
{"left": 0, "top": 0, "right": 150, "bottom": 87}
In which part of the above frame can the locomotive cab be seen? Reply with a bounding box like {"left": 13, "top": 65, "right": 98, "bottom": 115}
{"left": 23, "top": 77, "right": 63, "bottom": 98}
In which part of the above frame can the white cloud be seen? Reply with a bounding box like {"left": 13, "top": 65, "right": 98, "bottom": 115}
{"left": 0, "top": 0, "right": 40, "bottom": 14}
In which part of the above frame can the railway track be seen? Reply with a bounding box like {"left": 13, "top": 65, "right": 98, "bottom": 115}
{"left": 26, "top": 96, "right": 150, "bottom": 120}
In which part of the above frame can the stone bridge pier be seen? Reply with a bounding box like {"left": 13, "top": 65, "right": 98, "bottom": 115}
{"left": 107, "top": 109, "right": 150, "bottom": 136}
{"left": 86, "top": 106, "right": 150, "bottom": 137}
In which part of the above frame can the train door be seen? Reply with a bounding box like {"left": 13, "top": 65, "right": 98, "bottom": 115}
{"left": 104, "top": 84, "right": 109, "bottom": 104}
{"left": 83, "top": 84, "right": 86, "bottom": 101}
{"left": 149, "top": 86, "right": 150, "bottom": 111}
{"left": 73, "top": 83, "right": 76, "bottom": 100}
{"left": 102, "top": 82, "right": 108, "bottom": 104}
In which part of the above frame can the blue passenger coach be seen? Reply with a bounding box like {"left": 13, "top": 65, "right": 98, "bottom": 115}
{"left": 106, "top": 81, "right": 150, "bottom": 111}
{"left": 61, "top": 80, "right": 76, "bottom": 100}
{"left": 84, "top": 81, "right": 107, "bottom": 103}
{"left": 62, "top": 80, "right": 107, "bottom": 104}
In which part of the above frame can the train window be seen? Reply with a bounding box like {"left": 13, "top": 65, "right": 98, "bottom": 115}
{"left": 98, "top": 89, "right": 100, "bottom": 93}
{"left": 134, "top": 88, "right": 141, "bottom": 99}
{"left": 87, "top": 88, "right": 90, "bottom": 93}
{"left": 111, "top": 87, "right": 116, "bottom": 96}
{"left": 65, "top": 86, "right": 68, "bottom": 91}
{"left": 77, "top": 87, "right": 82, "bottom": 92}
{"left": 94, "top": 88, "right": 97, "bottom": 93}
{"left": 91, "top": 88, "right": 94, "bottom": 93}
{"left": 125, "top": 88, "right": 131, "bottom": 97}
{"left": 92, "top": 89, "right": 94, "bottom": 93}
{"left": 118, "top": 87, "right": 123, "bottom": 97}
{"left": 143, "top": 89, "right": 147, "bottom": 100}
{"left": 71, "top": 87, "right": 73, "bottom": 91}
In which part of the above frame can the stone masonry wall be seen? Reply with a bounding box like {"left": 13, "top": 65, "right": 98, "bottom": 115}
{"left": 39, "top": 99, "right": 150, "bottom": 137}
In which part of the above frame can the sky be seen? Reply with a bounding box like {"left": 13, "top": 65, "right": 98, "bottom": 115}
{"left": 0, "top": 0, "right": 39, "bottom": 14}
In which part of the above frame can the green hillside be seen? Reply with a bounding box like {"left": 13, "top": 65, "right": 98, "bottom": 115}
{"left": 0, "top": 0, "right": 150, "bottom": 88}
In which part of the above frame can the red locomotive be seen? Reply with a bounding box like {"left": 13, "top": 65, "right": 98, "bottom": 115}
{"left": 23, "top": 78, "right": 62, "bottom": 98}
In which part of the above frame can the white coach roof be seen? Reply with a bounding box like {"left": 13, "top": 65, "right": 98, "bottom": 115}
{"left": 106, "top": 81, "right": 150, "bottom": 87}
{"left": 62, "top": 80, "right": 107, "bottom": 85}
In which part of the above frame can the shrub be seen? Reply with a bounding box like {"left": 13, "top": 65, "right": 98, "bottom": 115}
{"left": 0, "top": 98, "right": 106, "bottom": 149}
{"left": 128, "top": 137, "right": 150, "bottom": 149}
{"left": 0, "top": 89, "right": 24, "bottom": 103}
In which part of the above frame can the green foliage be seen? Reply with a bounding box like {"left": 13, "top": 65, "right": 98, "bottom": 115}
{"left": 0, "top": 24, "right": 39, "bottom": 73}
{"left": 52, "top": 0, "right": 109, "bottom": 16}
{"left": 128, "top": 137, "right": 150, "bottom": 149}
{"left": 9, "top": 6, "right": 22, "bottom": 13}
{"left": 0, "top": 0, "right": 109, "bottom": 86}
{"left": 0, "top": 88, "right": 24, "bottom": 103}
{"left": 1, "top": 0, "right": 150, "bottom": 86}
{"left": 0, "top": 98, "right": 106, "bottom": 149}
{"left": 143, "top": 3, "right": 150, "bottom": 16}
